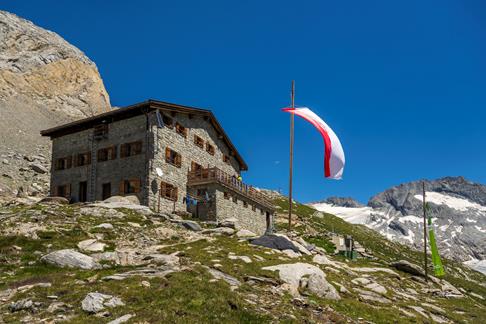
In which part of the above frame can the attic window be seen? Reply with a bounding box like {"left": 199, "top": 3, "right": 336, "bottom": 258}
{"left": 160, "top": 181, "right": 178, "bottom": 201}
{"left": 194, "top": 135, "right": 204, "bottom": 148}
{"left": 94, "top": 124, "right": 109, "bottom": 138}
{"left": 175, "top": 122, "right": 187, "bottom": 137}
{"left": 165, "top": 147, "right": 182, "bottom": 168}
{"left": 163, "top": 115, "right": 173, "bottom": 128}
{"left": 206, "top": 143, "right": 215, "bottom": 156}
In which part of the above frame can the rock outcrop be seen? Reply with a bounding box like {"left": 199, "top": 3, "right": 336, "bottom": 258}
{"left": 0, "top": 10, "right": 111, "bottom": 198}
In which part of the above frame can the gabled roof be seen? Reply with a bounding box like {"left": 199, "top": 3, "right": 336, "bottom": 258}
{"left": 41, "top": 99, "right": 248, "bottom": 171}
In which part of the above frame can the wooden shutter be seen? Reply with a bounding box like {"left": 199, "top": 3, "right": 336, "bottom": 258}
{"left": 134, "top": 141, "right": 142, "bottom": 155}
{"left": 165, "top": 147, "right": 171, "bottom": 162}
{"left": 160, "top": 181, "right": 167, "bottom": 197}
{"left": 110, "top": 146, "right": 117, "bottom": 160}
{"left": 172, "top": 186, "right": 178, "bottom": 201}
{"left": 119, "top": 181, "right": 125, "bottom": 195}
{"left": 120, "top": 144, "right": 127, "bottom": 158}
{"left": 132, "top": 179, "right": 141, "bottom": 193}
{"left": 175, "top": 153, "right": 182, "bottom": 167}
{"left": 66, "top": 156, "right": 72, "bottom": 169}
{"left": 87, "top": 152, "right": 92, "bottom": 165}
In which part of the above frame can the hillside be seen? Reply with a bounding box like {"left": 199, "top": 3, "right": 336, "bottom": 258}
{"left": 0, "top": 10, "right": 111, "bottom": 198}
{"left": 312, "top": 177, "right": 486, "bottom": 275}
{"left": 1, "top": 195, "right": 484, "bottom": 323}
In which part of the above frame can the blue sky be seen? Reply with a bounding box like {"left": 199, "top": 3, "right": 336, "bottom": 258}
{"left": 4, "top": 0, "right": 486, "bottom": 203}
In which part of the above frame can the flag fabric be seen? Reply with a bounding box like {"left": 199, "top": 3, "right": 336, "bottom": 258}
{"left": 283, "top": 107, "right": 345, "bottom": 179}
{"left": 426, "top": 203, "right": 445, "bottom": 276}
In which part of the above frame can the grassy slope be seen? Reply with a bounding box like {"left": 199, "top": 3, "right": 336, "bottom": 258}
{"left": 1, "top": 201, "right": 485, "bottom": 323}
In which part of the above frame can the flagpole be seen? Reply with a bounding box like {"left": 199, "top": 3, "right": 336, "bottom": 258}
{"left": 422, "top": 181, "right": 428, "bottom": 281}
{"left": 288, "top": 80, "right": 295, "bottom": 231}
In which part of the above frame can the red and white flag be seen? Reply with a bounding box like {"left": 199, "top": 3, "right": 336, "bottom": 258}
{"left": 283, "top": 107, "right": 345, "bottom": 179}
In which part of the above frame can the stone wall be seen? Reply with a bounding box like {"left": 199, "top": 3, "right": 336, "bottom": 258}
{"left": 50, "top": 115, "right": 149, "bottom": 203}
{"left": 147, "top": 111, "right": 242, "bottom": 212}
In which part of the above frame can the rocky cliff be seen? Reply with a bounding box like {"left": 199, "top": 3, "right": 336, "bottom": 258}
{"left": 312, "top": 177, "right": 486, "bottom": 275}
{"left": 0, "top": 10, "right": 111, "bottom": 197}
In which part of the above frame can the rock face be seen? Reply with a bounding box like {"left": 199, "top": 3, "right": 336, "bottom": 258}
{"left": 312, "top": 177, "right": 486, "bottom": 275}
{"left": 0, "top": 10, "right": 111, "bottom": 197}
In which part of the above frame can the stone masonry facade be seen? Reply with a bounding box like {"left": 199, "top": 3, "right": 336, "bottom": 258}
{"left": 42, "top": 100, "right": 275, "bottom": 235}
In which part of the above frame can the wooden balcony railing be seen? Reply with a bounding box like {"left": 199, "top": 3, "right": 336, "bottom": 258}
{"left": 187, "top": 167, "right": 274, "bottom": 209}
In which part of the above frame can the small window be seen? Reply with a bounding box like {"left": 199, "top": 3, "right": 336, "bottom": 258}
{"left": 232, "top": 196, "right": 237, "bottom": 203}
{"left": 191, "top": 161, "right": 202, "bottom": 173}
{"left": 165, "top": 147, "right": 182, "bottom": 167}
{"left": 120, "top": 179, "right": 140, "bottom": 195}
{"left": 223, "top": 192, "right": 230, "bottom": 200}
{"left": 194, "top": 135, "right": 204, "bottom": 148}
{"left": 74, "top": 152, "right": 91, "bottom": 167}
{"left": 223, "top": 154, "right": 230, "bottom": 164}
{"left": 252, "top": 205, "right": 256, "bottom": 211}
{"left": 56, "top": 184, "right": 71, "bottom": 199}
{"left": 97, "top": 146, "right": 117, "bottom": 162}
{"left": 260, "top": 209, "right": 264, "bottom": 215}
{"left": 94, "top": 124, "right": 109, "bottom": 138}
{"left": 163, "top": 115, "right": 174, "bottom": 128}
{"left": 160, "top": 181, "right": 178, "bottom": 201}
{"left": 206, "top": 143, "right": 215, "bottom": 156}
{"left": 175, "top": 122, "right": 187, "bottom": 138}
{"left": 55, "top": 156, "right": 72, "bottom": 170}
{"left": 120, "top": 141, "right": 142, "bottom": 158}
{"left": 243, "top": 201, "right": 248, "bottom": 208}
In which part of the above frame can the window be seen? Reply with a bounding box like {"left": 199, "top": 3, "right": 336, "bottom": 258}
{"left": 97, "top": 146, "right": 117, "bottom": 162}
{"left": 163, "top": 115, "right": 174, "bottom": 128}
{"left": 94, "top": 124, "right": 109, "bottom": 139}
{"left": 224, "top": 192, "right": 230, "bottom": 200}
{"left": 223, "top": 154, "right": 230, "bottom": 164}
{"left": 206, "top": 143, "right": 215, "bottom": 155}
{"left": 243, "top": 201, "right": 248, "bottom": 208}
{"left": 165, "top": 147, "right": 182, "bottom": 167}
{"left": 74, "top": 152, "right": 91, "bottom": 167}
{"left": 252, "top": 205, "right": 256, "bottom": 211}
{"left": 55, "top": 156, "right": 72, "bottom": 170}
{"left": 260, "top": 209, "right": 264, "bottom": 215}
{"left": 160, "top": 181, "right": 178, "bottom": 201}
{"left": 191, "top": 161, "right": 202, "bottom": 173}
{"left": 120, "top": 141, "right": 142, "bottom": 158}
{"left": 232, "top": 196, "right": 237, "bottom": 203}
{"left": 175, "top": 122, "right": 187, "bottom": 138}
{"left": 194, "top": 135, "right": 204, "bottom": 148}
{"left": 119, "top": 179, "right": 140, "bottom": 195}
{"left": 56, "top": 184, "right": 71, "bottom": 198}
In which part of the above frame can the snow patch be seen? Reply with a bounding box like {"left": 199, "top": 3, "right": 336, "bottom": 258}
{"left": 414, "top": 192, "right": 486, "bottom": 212}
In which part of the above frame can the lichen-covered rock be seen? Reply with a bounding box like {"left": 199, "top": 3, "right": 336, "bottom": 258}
{"left": 81, "top": 292, "right": 124, "bottom": 313}
{"left": 390, "top": 260, "right": 425, "bottom": 277}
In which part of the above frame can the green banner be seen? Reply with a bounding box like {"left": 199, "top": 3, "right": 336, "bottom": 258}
{"left": 426, "top": 203, "right": 445, "bottom": 276}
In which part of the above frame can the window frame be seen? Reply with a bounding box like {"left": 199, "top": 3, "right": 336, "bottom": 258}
{"left": 120, "top": 141, "right": 143, "bottom": 158}
{"left": 160, "top": 181, "right": 178, "bottom": 201}
{"left": 175, "top": 122, "right": 187, "bottom": 138}
{"left": 74, "top": 152, "right": 91, "bottom": 167}
{"left": 163, "top": 115, "right": 174, "bottom": 128}
{"left": 165, "top": 147, "right": 182, "bottom": 168}
{"left": 120, "top": 179, "right": 141, "bottom": 195}
{"left": 206, "top": 143, "right": 215, "bottom": 156}
{"left": 97, "top": 146, "right": 117, "bottom": 162}
{"left": 55, "top": 156, "right": 72, "bottom": 170}
{"left": 223, "top": 154, "right": 231, "bottom": 165}
{"left": 194, "top": 135, "right": 204, "bottom": 148}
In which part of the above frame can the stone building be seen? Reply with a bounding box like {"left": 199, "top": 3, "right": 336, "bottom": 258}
{"left": 41, "top": 100, "right": 274, "bottom": 234}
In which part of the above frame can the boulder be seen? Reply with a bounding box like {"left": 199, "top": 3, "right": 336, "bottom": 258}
{"left": 29, "top": 163, "right": 48, "bottom": 174}
{"left": 236, "top": 229, "right": 257, "bottom": 238}
{"left": 262, "top": 262, "right": 340, "bottom": 300}
{"left": 9, "top": 299, "right": 34, "bottom": 312}
{"left": 180, "top": 220, "right": 202, "bottom": 232}
{"left": 77, "top": 239, "right": 107, "bottom": 253}
{"left": 39, "top": 196, "right": 69, "bottom": 205}
{"left": 390, "top": 260, "right": 425, "bottom": 277}
{"left": 93, "top": 223, "right": 114, "bottom": 230}
{"left": 250, "top": 234, "right": 299, "bottom": 252}
{"left": 41, "top": 249, "right": 101, "bottom": 270}
{"left": 218, "top": 217, "right": 238, "bottom": 229}
{"left": 81, "top": 292, "right": 124, "bottom": 313}
{"left": 108, "top": 314, "right": 135, "bottom": 324}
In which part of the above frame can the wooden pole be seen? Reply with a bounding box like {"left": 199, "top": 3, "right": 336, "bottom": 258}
{"left": 288, "top": 80, "right": 295, "bottom": 231}
{"left": 422, "top": 181, "right": 428, "bottom": 281}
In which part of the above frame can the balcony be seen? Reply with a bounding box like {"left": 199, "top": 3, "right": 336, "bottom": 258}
{"left": 187, "top": 167, "right": 274, "bottom": 210}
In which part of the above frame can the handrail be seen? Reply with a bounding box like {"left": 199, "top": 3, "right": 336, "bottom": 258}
{"left": 187, "top": 167, "right": 273, "bottom": 208}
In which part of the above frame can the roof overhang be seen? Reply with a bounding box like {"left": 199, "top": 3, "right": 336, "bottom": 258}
{"left": 41, "top": 99, "right": 248, "bottom": 171}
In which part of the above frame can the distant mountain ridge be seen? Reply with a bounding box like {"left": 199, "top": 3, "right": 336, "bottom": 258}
{"left": 311, "top": 176, "right": 486, "bottom": 275}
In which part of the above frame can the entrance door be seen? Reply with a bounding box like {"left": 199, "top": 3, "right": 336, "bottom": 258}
{"left": 79, "top": 181, "right": 87, "bottom": 202}
{"left": 102, "top": 183, "right": 111, "bottom": 200}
